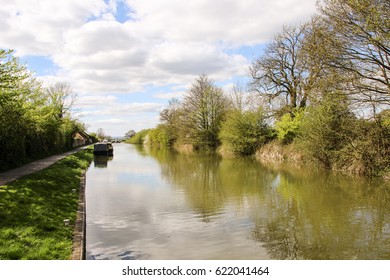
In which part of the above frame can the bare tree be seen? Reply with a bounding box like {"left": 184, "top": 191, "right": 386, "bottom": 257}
{"left": 96, "top": 128, "right": 105, "bottom": 141}
{"left": 227, "top": 81, "right": 264, "bottom": 114}
{"left": 319, "top": 0, "right": 390, "bottom": 108}
{"left": 46, "top": 82, "right": 77, "bottom": 118}
{"left": 124, "top": 130, "right": 136, "bottom": 139}
{"left": 160, "top": 98, "right": 182, "bottom": 125}
{"left": 250, "top": 24, "right": 315, "bottom": 116}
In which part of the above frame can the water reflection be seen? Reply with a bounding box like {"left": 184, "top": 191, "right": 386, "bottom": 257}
{"left": 93, "top": 155, "right": 113, "bottom": 168}
{"left": 86, "top": 144, "right": 390, "bottom": 259}
{"left": 146, "top": 146, "right": 390, "bottom": 259}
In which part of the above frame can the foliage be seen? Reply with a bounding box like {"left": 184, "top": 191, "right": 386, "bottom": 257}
{"left": 124, "top": 129, "right": 136, "bottom": 140}
{"left": 318, "top": 0, "right": 390, "bottom": 105}
{"left": 159, "top": 98, "right": 183, "bottom": 145}
{"left": 0, "top": 148, "right": 93, "bottom": 259}
{"left": 148, "top": 125, "right": 171, "bottom": 147}
{"left": 219, "top": 108, "right": 272, "bottom": 155}
{"left": 123, "top": 1, "right": 389, "bottom": 177}
{"left": 275, "top": 109, "right": 305, "bottom": 143}
{"left": 246, "top": 1, "right": 390, "bottom": 176}
{"left": 46, "top": 82, "right": 76, "bottom": 119}
{"left": 298, "top": 94, "right": 356, "bottom": 168}
{"left": 181, "top": 74, "right": 229, "bottom": 150}
{"left": 340, "top": 115, "right": 390, "bottom": 176}
{"left": 0, "top": 49, "right": 33, "bottom": 169}
{"left": 126, "top": 129, "right": 151, "bottom": 144}
{"left": 0, "top": 50, "right": 87, "bottom": 171}
{"left": 88, "top": 133, "right": 99, "bottom": 143}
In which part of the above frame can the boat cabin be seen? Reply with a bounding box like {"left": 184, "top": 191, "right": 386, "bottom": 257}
{"left": 93, "top": 142, "right": 114, "bottom": 156}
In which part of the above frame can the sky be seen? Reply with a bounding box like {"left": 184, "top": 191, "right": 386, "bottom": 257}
{"left": 0, "top": 0, "right": 318, "bottom": 137}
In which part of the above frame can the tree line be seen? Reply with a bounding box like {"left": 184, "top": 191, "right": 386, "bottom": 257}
{"left": 130, "top": 0, "right": 389, "bottom": 177}
{"left": 0, "top": 49, "right": 87, "bottom": 171}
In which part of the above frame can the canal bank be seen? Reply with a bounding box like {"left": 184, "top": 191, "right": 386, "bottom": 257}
{"left": 0, "top": 145, "right": 92, "bottom": 186}
{"left": 72, "top": 171, "right": 87, "bottom": 260}
{"left": 0, "top": 147, "right": 93, "bottom": 260}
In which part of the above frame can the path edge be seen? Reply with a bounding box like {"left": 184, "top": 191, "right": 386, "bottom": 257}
{"left": 72, "top": 171, "right": 87, "bottom": 260}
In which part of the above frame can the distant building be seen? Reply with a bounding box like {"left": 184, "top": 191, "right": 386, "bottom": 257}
{"left": 73, "top": 131, "right": 91, "bottom": 147}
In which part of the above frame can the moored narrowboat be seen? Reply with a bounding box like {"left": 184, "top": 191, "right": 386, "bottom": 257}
{"left": 93, "top": 142, "right": 113, "bottom": 156}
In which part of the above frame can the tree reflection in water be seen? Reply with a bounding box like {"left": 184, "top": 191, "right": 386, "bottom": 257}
{"left": 145, "top": 146, "right": 390, "bottom": 259}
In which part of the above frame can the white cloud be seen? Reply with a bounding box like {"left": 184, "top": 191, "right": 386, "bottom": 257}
{"left": 75, "top": 99, "right": 161, "bottom": 120}
{"left": 95, "top": 118, "right": 128, "bottom": 125}
{"left": 1, "top": 0, "right": 317, "bottom": 94}
{"left": 150, "top": 42, "right": 248, "bottom": 76}
{"left": 0, "top": 0, "right": 108, "bottom": 56}
{"left": 77, "top": 95, "right": 118, "bottom": 107}
{"left": 153, "top": 91, "right": 184, "bottom": 100}
{"left": 97, "top": 102, "right": 162, "bottom": 116}
{"left": 87, "top": 115, "right": 160, "bottom": 136}
{"left": 79, "top": 100, "right": 162, "bottom": 135}
{"left": 0, "top": 0, "right": 318, "bottom": 135}
{"left": 126, "top": 0, "right": 317, "bottom": 45}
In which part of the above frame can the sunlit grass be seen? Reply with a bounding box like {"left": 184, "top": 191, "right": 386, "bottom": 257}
{"left": 0, "top": 148, "right": 93, "bottom": 259}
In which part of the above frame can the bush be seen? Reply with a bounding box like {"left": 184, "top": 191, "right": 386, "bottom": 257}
{"left": 126, "top": 129, "right": 151, "bottom": 144}
{"left": 298, "top": 94, "right": 355, "bottom": 169}
{"left": 275, "top": 108, "right": 305, "bottom": 143}
{"left": 296, "top": 95, "right": 390, "bottom": 176}
{"left": 344, "top": 115, "right": 390, "bottom": 176}
{"left": 148, "top": 125, "right": 172, "bottom": 147}
{"left": 219, "top": 108, "right": 272, "bottom": 155}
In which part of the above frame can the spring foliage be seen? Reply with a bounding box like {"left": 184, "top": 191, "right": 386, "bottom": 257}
{"left": 275, "top": 109, "right": 305, "bottom": 143}
{"left": 219, "top": 109, "right": 271, "bottom": 155}
{"left": 0, "top": 50, "right": 85, "bottom": 171}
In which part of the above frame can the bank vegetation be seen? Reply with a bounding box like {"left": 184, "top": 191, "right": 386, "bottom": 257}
{"left": 0, "top": 49, "right": 89, "bottom": 172}
{"left": 129, "top": 0, "right": 390, "bottom": 178}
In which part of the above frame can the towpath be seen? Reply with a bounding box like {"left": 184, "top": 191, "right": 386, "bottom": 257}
{"left": 0, "top": 145, "right": 91, "bottom": 186}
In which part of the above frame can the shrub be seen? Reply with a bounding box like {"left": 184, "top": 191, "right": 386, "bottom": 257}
{"left": 344, "top": 116, "right": 390, "bottom": 176}
{"left": 126, "top": 129, "right": 151, "bottom": 144}
{"left": 298, "top": 94, "right": 355, "bottom": 169}
{"left": 275, "top": 108, "right": 305, "bottom": 143}
{"left": 219, "top": 108, "right": 272, "bottom": 155}
{"left": 148, "top": 125, "right": 172, "bottom": 147}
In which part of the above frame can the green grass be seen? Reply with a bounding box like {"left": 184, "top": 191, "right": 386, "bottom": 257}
{"left": 0, "top": 148, "right": 93, "bottom": 259}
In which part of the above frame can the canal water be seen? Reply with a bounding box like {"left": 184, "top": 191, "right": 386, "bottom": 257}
{"left": 85, "top": 143, "right": 390, "bottom": 260}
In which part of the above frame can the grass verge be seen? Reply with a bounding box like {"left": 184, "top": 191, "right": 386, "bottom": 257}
{"left": 0, "top": 148, "right": 93, "bottom": 259}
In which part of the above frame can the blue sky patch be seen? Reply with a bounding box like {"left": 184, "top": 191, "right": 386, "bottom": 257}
{"left": 22, "top": 55, "right": 58, "bottom": 76}
{"left": 114, "top": 1, "right": 134, "bottom": 23}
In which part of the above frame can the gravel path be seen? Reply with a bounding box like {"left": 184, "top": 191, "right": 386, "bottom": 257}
{"left": 0, "top": 145, "right": 91, "bottom": 186}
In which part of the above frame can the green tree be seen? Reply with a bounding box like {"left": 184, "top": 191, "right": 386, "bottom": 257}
{"left": 46, "top": 82, "right": 77, "bottom": 119}
{"left": 0, "top": 50, "right": 33, "bottom": 169}
{"left": 127, "top": 129, "right": 151, "bottom": 144}
{"left": 148, "top": 125, "right": 170, "bottom": 147}
{"left": 181, "top": 74, "right": 229, "bottom": 149}
{"left": 0, "top": 49, "right": 87, "bottom": 171}
{"left": 159, "top": 98, "right": 183, "bottom": 145}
